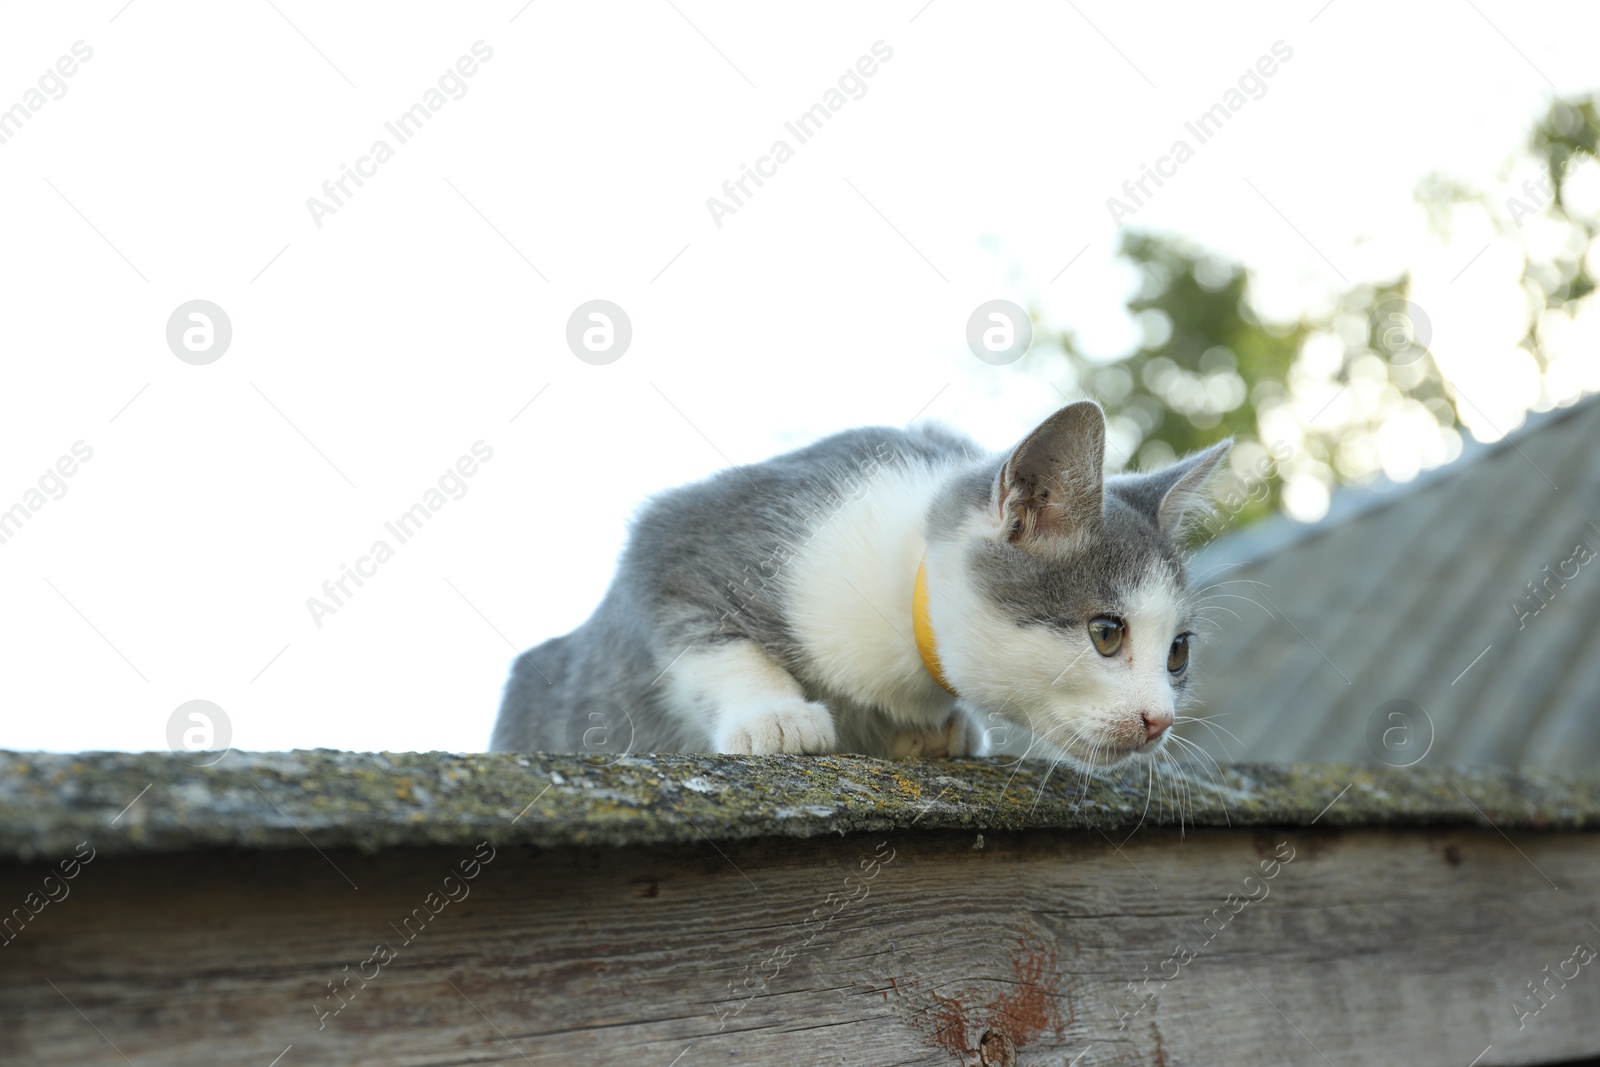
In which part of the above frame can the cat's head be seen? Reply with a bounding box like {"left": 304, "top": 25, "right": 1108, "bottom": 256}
{"left": 924, "top": 400, "right": 1230, "bottom": 769}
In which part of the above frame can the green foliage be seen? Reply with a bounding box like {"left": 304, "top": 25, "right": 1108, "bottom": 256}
{"left": 1036, "top": 91, "right": 1600, "bottom": 537}
{"left": 1417, "top": 96, "right": 1600, "bottom": 365}
{"left": 1527, "top": 97, "right": 1598, "bottom": 313}
{"left": 1040, "top": 229, "right": 1451, "bottom": 532}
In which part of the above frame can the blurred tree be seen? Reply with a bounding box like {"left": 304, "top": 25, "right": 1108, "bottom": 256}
{"left": 1037, "top": 91, "right": 1600, "bottom": 540}
{"left": 1525, "top": 96, "right": 1598, "bottom": 313}
{"left": 1418, "top": 95, "right": 1600, "bottom": 412}
{"left": 1509, "top": 95, "right": 1600, "bottom": 407}
{"left": 1036, "top": 230, "right": 1452, "bottom": 535}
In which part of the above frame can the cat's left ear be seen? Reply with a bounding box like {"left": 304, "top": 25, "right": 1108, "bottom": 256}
{"left": 993, "top": 400, "right": 1106, "bottom": 544}
{"left": 1127, "top": 440, "right": 1233, "bottom": 537}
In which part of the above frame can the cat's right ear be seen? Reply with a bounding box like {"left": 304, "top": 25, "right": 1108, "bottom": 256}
{"left": 992, "top": 400, "right": 1106, "bottom": 544}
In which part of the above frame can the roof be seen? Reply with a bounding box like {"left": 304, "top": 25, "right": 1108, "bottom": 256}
{"left": 2, "top": 749, "right": 1598, "bottom": 861}
{"left": 1186, "top": 393, "right": 1600, "bottom": 769}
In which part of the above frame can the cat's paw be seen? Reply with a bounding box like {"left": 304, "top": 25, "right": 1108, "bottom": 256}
{"left": 888, "top": 710, "right": 984, "bottom": 758}
{"left": 715, "top": 700, "right": 837, "bottom": 755}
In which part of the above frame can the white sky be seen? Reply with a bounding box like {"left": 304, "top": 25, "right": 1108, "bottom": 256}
{"left": 1, "top": 1, "right": 1597, "bottom": 754}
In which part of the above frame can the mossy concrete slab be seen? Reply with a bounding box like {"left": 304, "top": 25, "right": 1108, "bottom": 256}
{"left": 1, "top": 749, "right": 1597, "bottom": 861}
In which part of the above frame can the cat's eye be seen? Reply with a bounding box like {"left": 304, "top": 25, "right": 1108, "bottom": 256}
{"left": 1168, "top": 634, "right": 1191, "bottom": 675}
{"left": 1087, "top": 616, "right": 1123, "bottom": 656}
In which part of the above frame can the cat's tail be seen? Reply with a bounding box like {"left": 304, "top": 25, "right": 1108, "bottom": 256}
{"left": 489, "top": 634, "right": 575, "bottom": 752}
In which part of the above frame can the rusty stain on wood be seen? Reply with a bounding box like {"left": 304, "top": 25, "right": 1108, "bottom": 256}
{"left": 993, "top": 938, "right": 1068, "bottom": 1044}
{"left": 906, "top": 936, "right": 1068, "bottom": 1059}
{"left": 931, "top": 990, "right": 970, "bottom": 1058}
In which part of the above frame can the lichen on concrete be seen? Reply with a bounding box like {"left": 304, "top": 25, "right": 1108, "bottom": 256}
{"left": 1, "top": 749, "right": 1597, "bottom": 861}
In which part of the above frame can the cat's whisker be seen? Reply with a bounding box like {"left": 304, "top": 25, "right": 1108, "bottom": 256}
{"left": 997, "top": 716, "right": 1077, "bottom": 812}
{"left": 1166, "top": 751, "right": 1187, "bottom": 834}
{"left": 1193, "top": 592, "right": 1273, "bottom": 618}
{"left": 1177, "top": 752, "right": 1198, "bottom": 835}
{"left": 1164, "top": 723, "right": 1222, "bottom": 764}
{"left": 1164, "top": 732, "right": 1235, "bottom": 827}
{"left": 1117, "top": 749, "right": 1155, "bottom": 843}
{"left": 1175, "top": 748, "right": 1200, "bottom": 832}
{"left": 1155, "top": 748, "right": 1184, "bottom": 838}
{"left": 1194, "top": 588, "right": 1268, "bottom": 603}
{"left": 1188, "top": 560, "right": 1250, "bottom": 589}
{"left": 1072, "top": 730, "right": 1100, "bottom": 809}
{"left": 1189, "top": 591, "right": 1257, "bottom": 616}
{"left": 1177, "top": 726, "right": 1235, "bottom": 767}
{"left": 1062, "top": 721, "right": 1106, "bottom": 807}
{"left": 1192, "top": 575, "right": 1269, "bottom": 594}
{"left": 1167, "top": 732, "right": 1224, "bottom": 784}
{"left": 1158, "top": 752, "right": 1175, "bottom": 834}
{"left": 1175, "top": 714, "right": 1244, "bottom": 748}
{"left": 1029, "top": 749, "right": 1070, "bottom": 817}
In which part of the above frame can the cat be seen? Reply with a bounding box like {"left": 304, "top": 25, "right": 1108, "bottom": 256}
{"left": 490, "top": 400, "right": 1230, "bottom": 768}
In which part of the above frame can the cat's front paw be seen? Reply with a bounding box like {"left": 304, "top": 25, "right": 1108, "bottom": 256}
{"left": 888, "top": 710, "right": 983, "bottom": 758}
{"left": 715, "top": 700, "right": 837, "bottom": 755}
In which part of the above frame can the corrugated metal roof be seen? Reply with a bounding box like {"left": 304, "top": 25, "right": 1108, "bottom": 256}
{"left": 1184, "top": 394, "right": 1600, "bottom": 770}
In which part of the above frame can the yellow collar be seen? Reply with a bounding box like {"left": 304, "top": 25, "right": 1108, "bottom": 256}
{"left": 913, "top": 555, "right": 958, "bottom": 696}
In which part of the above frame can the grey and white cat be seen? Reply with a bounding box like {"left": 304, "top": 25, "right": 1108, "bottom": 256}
{"left": 490, "top": 400, "right": 1230, "bottom": 769}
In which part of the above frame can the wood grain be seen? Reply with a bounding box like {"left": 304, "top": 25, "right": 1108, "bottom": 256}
{"left": 2, "top": 825, "right": 1598, "bottom": 1066}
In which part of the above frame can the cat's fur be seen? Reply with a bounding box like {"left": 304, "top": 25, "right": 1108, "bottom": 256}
{"left": 490, "top": 400, "right": 1230, "bottom": 768}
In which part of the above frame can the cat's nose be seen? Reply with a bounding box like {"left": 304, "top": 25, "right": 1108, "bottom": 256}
{"left": 1142, "top": 709, "right": 1173, "bottom": 741}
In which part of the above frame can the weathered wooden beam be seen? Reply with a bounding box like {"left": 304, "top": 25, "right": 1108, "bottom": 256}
{"left": 2, "top": 752, "right": 1598, "bottom": 1066}
{"left": 3, "top": 751, "right": 1597, "bottom": 856}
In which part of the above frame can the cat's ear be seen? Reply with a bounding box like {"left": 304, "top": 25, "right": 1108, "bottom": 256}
{"left": 1132, "top": 439, "right": 1233, "bottom": 537}
{"left": 992, "top": 400, "right": 1105, "bottom": 544}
